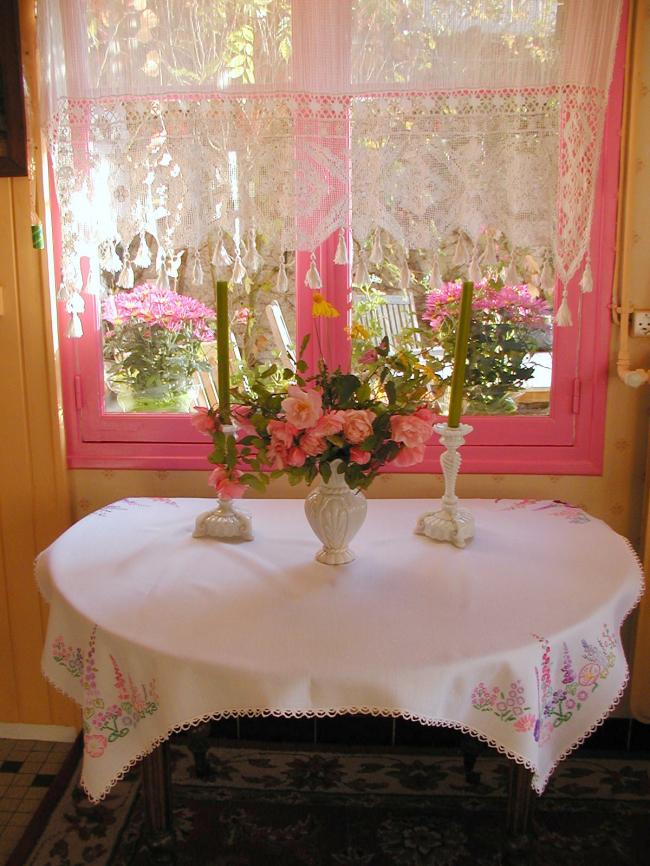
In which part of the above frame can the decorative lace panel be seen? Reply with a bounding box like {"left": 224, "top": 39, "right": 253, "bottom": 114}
{"left": 39, "top": 0, "right": 623, "bottom": 333}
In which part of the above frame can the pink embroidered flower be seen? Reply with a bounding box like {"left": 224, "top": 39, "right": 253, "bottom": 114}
{"left": 231, "top": 404, "right": 256, "bottom": 439}
{"left": 191, "top": 406, "right": 218, "bottom": 435}
{"left": 208, "top": 466, "right": 248, "bottom": 500}
{"left": 281, "top": 385, "right": 323, "bottom": 430}
{"left": 390, "top": 413, "right": 433, "bottom": 448}
{"left": 358, "top": 348, "right": 378, "bottom": 365}
{"left": 350, "top": 447, "right": 371, "bottom": 465}
{"left": 85, "top": 733, "right": 108, "bottom": 758}
{"left": 514, "top": 713, "right": 536, "bottom": 733}
{"left": 338, "top": 409, "right": 376, "bottom": 445}
{"left": 390, "top": 444, "right": 426, "bottom": 468}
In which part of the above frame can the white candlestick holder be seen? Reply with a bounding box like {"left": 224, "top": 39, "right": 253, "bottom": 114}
{"left": 193, "top": 425, "right": 253, "bottom": 542}
{"left": 415, "top": 422, "right": 474, "bottom": 548}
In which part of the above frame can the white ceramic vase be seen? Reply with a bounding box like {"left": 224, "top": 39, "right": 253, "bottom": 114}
{"left": 304, "top": 460, "right": 367, "bottom": 565}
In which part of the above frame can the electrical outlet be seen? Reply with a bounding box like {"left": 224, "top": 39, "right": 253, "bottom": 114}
{"left": 632, "top": 311, "right": 650, "bottom": 336}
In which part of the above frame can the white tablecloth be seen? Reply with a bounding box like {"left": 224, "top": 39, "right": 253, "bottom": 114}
{"left": 36, "top": 497, "right": 643, "bottom": 803}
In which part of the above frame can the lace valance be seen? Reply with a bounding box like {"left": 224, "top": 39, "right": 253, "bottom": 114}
{"left": 39, "top": 0, "right": 623, "bottom": 334}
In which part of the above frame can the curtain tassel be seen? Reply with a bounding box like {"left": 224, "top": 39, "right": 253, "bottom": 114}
{"left": 353, "top": 250, "right": 370, "bottom": 287}
{"left": 231, "top": 251, "right": 247, "bottom": 286}
{"left": 369, "top": 228, "right": 383, "bottom": 265}
{"left": 555, "top": 287, "right": 573, "bottom": 327}
{"left": 334, "top": 228, "right": 348, "bottom": 265}
{"left": 428, "top": 252, "right": 443, "bottom": 289}
{"left": 192, "top": 249, "right": 204, "bottom": 286}
{"left": 243, "top": 230, "right": 262, "bottom": 272}
{"left": 540, "top": 258, "right": 556, "bottom": 294}
{"left": 156, "top": 259, "right": 170, "bottom": 291}
{"left": 452, "top": 234, "right": 469, "bottom": 267}
{"left": 134, "top": 232, "right": 151, "bottom": 268}
{"left": 468, "top": 248, "right": 482, "bottom": 283}
{"left": 481, "top": 232, "right": 498, "bottom": 266}
{"left": 580, "top": 255, "right": 593, "bottom": 293}
{"left": 116, "top": 254, "right": 134, "bottom": 289}
{"left": 276, "top": 257, "right": 289, "bottom": 293}
{"left": 100, "top": 238, "right": 123, "bottom": 274}
{"left": 505, "top": 256, "right": 519, "bottom": 285}
{"left": 305, "top": 252, "right": 322, "bottom": 289}
{"left": 65, "top": 294, "right": 85, "bottom": 338}
{"left": 85, "top": 256, "right": 101, "bottom": 295}
{"left": 212, "top": 230, "right": 233, "bottom": 268}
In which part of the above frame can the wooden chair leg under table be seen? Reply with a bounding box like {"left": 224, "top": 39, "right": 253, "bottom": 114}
{"left": 504, "top": 763, "right": 536, "bottom": 865}
{"left": 141, "top": 742, "right": 177, "bottom": 865}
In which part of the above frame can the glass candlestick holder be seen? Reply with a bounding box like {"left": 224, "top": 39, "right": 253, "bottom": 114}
{"left": 415, "top": 422, "right": 474, "bottom": 548}
{"left": 193, "top": 425, "right": 253, "bottom": 541}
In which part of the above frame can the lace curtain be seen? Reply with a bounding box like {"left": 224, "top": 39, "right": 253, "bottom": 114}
{"left": 38, "top": 0, "right": 622, "bottom": 335}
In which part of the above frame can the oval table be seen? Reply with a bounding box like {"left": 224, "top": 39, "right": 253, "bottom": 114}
{"left": 37, "top": 497, "right": 643, "bottom": 859}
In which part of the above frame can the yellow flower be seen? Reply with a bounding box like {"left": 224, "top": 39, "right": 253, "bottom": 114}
{"left": 347, "top": 323, "right": 369, "bottom": 340}
{"left": 312, "top": 292, "right": 340, "bottom": 318}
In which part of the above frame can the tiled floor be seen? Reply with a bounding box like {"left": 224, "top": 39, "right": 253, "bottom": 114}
{"left": 0, "top": 739, "right": 71, "bottom": 864}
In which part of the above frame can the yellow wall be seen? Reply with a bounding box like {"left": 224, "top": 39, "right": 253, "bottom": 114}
{"left": 0, "top": 4, "right": 77, "bottom": 726}
{"left": 1, "top": 1, "right": 649, "bottom": 725}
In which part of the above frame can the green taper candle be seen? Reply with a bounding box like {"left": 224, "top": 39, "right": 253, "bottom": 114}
{"left": 447, "top": 281, "right": 473, "bottom": 428}
{"left": 215, "top": 279, "right": 230, "bottom": 423}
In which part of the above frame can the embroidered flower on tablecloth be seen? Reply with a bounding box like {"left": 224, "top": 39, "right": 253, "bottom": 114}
{"left": 52, "top": 627, "right": 159, "bottom": 758}
{"left": 471, "top": 625, "right": 617, "bottom": 743}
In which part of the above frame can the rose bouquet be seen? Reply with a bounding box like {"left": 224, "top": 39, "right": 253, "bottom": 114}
{"left": 103, "top": 283, "right": 215, "bottom": 412}
{"left": 423, "top": 279, "right": 551, "bottom": 414}
{"left": 193, "top": 336, "right": 442, "bottom": 498}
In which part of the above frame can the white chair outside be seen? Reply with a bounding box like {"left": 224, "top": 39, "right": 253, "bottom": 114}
{"left": 353, "top": 291, "right": 420, "bottom": 350}
{"left": 265, "top": 301, "right": 295, "bottom": 369}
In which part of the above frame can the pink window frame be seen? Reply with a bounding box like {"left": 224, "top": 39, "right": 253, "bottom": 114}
{"left": 55, "top": 10, "right": 626, "bottom": 474}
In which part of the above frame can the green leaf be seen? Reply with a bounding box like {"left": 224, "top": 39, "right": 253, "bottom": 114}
{"left": 298, "top": 333, "right": 311, "bottom": 358}
{"left": 385, "top": 379, "right": 397, "bottom": 405}
{"left": 239, "top": 473, "right": 266, "bottom": 492}
{"left": 319, "top": 462, "right": 332, "bottom": 482}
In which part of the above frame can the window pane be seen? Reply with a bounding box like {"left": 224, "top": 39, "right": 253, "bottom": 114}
{"left": 102, "top": 234, "right": 295, "bottom": 414}
{"left": 349, "top": 238, "right": 552, "bottom": 416}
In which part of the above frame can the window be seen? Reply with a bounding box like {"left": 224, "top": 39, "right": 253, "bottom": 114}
{"left": 41, "top": 1, "right": 626, "bottom": 472}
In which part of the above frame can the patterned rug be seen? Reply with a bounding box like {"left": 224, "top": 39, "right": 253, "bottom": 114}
{"left": 18, "top": 740, "right": 650, "bottom": 866}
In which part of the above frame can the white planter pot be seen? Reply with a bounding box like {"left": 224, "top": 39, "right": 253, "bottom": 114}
{"left": 304, "top": 460, "right": 367, "bottom": 565}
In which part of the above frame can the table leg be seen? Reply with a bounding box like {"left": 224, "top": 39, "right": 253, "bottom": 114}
{"left": 141, "top": 742, "right": 176, "bottom": 866}
{"left": 504, "top": 763, "right": 535, "bottom": 866}
{"left": 187, "top": 721, "right": 213, "bottom": 779}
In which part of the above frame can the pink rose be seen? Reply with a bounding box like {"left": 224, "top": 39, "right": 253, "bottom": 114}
{"left": 414, "top": 407, "right": 436, "bottom": 424}
{"left": 286, "top": 446, "right": 307, "bottom": 467}
{"left": 268, "top": 419, "right": 298, "bottom": 447}
{"left": 358, "top": 348, "right": 379, "bottom": 365}
{"left": 313, "top": 412, "right": 344, "bottom": 436}
{"left": 301, "top": 429, "right": 329, "bottom": 457}
{"left": 191, "top": 406, "right": 218, "bottom": 435}
{"left": 339, "top": 409, "right": 376, "bottom": 445}
{"left": 281, "top": 385, "right": 323, "bottom": 429}
{"left": 349, "top": 447, "right": 371, "bottom": 465}
{"left": 208, "top": 466, "right": 248, "bottom": 500}
{"left": 85, "top": 733, "right": 107, "bottom": 758}
{"left": 267, "top": 440, "right": 289, "bottom": 469}
{"left": 390, "top": 413, "right": 433, "bottom": 448}
{"left": 233, "top": 307, "right": 250, "bottom": 325}
{"left": 231, "top": 404, "right": 256, "bottom": 439}
{"left": 390, "top": 444, "right": 426, "bottom": 467}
